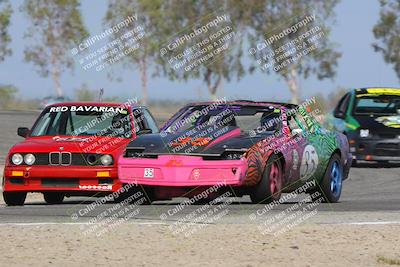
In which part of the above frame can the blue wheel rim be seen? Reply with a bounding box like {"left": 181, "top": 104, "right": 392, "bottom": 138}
{"left": 330, "top": 161, "right": 342, "bottom": 198}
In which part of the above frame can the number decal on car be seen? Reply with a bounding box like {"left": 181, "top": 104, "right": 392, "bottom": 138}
{"left": 300, "top": 145, "right": 319, "bottom": 181}
{"left": 144, "top": 168, "right": 154, "bottom": 178}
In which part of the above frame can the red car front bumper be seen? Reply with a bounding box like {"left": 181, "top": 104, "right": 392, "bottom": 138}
{"left": 2, "top": 165, "right": 121, "bottom": 193}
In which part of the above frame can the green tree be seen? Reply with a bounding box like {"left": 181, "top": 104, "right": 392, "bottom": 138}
{"left": 327, "top": 87, "right": 348, "bottom": 110}
{"left": 22, "top": 0, "right": 88, "bottom": 97}
{"left": 103, "top": 96, "right": 121, "bottom": 102}
{"left": 373, "top": 0, "right": 400, "bottom": 79}
{"left": 75, "top": 83, "right": 96, "bottom": 101}
{"left": 312, "top": 92, "right": 328, "bottom": 113}
{"left": 153, "top": 0, "right": 245, "bottom": 100}
{"left": 0, "top": 0, "right": 12, "bottom": 62}
{"left": 75, "top": 84, "right": 121, "bottom": 102}
{"left": 0, "top": 84, "right": 17, "bottom": 108}
{"left": 105, "top": 0, "right": 163, "bottom": 105}
{"left": 248, "top": 0, "right": 341, "bottom": 104}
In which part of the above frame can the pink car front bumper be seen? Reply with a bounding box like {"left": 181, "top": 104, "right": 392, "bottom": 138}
{"left": 118, "top": 155, "right": 248, "bottom": 186}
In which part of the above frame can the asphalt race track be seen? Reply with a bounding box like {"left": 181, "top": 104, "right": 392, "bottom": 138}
{"left": 1, "top": 111, "right": 399, "bottom": 226}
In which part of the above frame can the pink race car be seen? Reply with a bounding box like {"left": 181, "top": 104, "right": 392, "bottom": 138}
{"left": 118, "top": 101, "right": 351, "bottom": 204}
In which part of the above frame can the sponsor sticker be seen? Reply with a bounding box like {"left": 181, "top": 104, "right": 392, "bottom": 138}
{"left": 79, "top": 185, "right": 112, "bottom": 190}
{"left": 292, "top": 150, "right": 299, "bottom": 170}
{"left": 375, "top": 116, "right": 400, "bottom": 128}
{"left": 49, "top": 106, "right": 127, "bottom": 114}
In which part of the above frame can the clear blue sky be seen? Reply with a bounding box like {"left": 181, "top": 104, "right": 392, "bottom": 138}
{"left": 0, "top": 0, "right": 398, "bottom": 102}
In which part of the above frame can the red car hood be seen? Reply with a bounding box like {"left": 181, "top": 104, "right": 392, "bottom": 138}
{"left": 10, "top": 136, "right": 131, "bottom": 154}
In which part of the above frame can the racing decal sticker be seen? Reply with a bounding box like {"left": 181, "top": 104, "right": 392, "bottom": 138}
{"left": 49, "top": 106, "right": 127, "bottom": 114}
{"left": 375, "top": 116, "right": 400, "bottom": 128}
{"left": 345, "top": 122, "right": 359, "bottom": 131}
{"left": 280, "top": 106, "right": 290, "bottom": 135}
{"left": 298, "top": 106, "right": 318, "bottom": 133}
{"left": 171, "top": 137, "right": 212, "bottom": 147}
{"left": 171, "top": 137, "right": 192, "bottom": 147}
{"left": 192, "top": 169, "right": 200, "bottom": 180}
{"left": 356, "top": 88, "right": 400, "bottom": 97}
{"left": 79, "top": 185, "right": 112, "bottom": 190}
{"left": 168, "top": 124, "right": 239, "bottom": 154}
{"left": 292, "top": 150, "right": 299, "bottom": 170}
{"left": 165, "top": 158, "right": 183, "bottom": 167}
{"left": 244, "top": 143, "right": 274, "bottom": 186}
{"left": 52, "top": 136, "right": 89, "bottom": 142}
{"left": 366, "top": 88, "right": 400, "bottom": 96}
{"left": 299, "top": 145, "right": 319, "bottom": 181}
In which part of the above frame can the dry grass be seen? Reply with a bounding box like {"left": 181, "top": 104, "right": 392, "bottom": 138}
{"left": 377, "top": 256, "right": 400, "bottom": 266}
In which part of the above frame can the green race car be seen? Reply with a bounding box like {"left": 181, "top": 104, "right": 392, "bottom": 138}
{"left": 332, "top": 87, "right": 400, "bottom": 164}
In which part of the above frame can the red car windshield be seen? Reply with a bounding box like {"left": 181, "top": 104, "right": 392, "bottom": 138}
{"left": 30, "top": 105, "right": 132, "bottom": 138}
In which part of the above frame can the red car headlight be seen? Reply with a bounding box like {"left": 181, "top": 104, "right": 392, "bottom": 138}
{"left": 100, "top": 155, "right": 113, "bottom": 166}
{"left": 24, "top": 153, "right": 36, "bottom": 165}
{"left": 11, "top": 153, "right": 23, "bottom": 165}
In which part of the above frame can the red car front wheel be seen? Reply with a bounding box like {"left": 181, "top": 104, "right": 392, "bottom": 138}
{"left": 3, "top": 191, "right": 27, "bottom": 206}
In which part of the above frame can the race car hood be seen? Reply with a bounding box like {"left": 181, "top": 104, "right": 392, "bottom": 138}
{"left": 353, "top": 115, "right": 400, "bottom": 133}
{"left": 125, "top": 126, "right": 270, "bottom": 156}
{"left": 9, "top": 135, "right": 131, "bottom": 155}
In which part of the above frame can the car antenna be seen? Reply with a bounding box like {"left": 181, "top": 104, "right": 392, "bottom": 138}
{"left": 98, "top": 88, "right": 104, "bottom": 102}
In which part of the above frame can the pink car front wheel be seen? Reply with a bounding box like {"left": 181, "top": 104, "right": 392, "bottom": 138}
{"left": 250, "top": 155, "right": 283, "bottom": 204}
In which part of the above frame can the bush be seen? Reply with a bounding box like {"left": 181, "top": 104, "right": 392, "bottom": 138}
{"left": 0, "top": 85, "right": 18, "bottom": 108}
{"left": 75, "top": 84, "right": 96, "bottom": 101}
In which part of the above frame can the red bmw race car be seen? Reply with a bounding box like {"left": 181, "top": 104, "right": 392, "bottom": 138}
{"left": 2, "top": 102, "right": 159, "bottom": 206}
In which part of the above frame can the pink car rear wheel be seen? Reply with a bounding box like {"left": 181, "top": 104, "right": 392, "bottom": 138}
{"left": 43, "top": 192, "right": 65, "bottom": 204}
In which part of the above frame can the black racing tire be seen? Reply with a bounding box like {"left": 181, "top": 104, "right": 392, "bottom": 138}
{"left": 351, "top": 159, "right": 358, "bottom": 167}
{"left": 3, "top": 191, "right": 27, "bottom": 206}
{"left": 378, "top": 160, "right": 389, "bottom": 165}
{"left": 43, "top": 192, "right": 65, "bottom": 204}
{"left": 309, "top": 190, "right": 324, "bottom": 202}
{"left": 314, "top": 154, "right": 343, "bottom": 203}
{"left": 192, "top": 196, "right": 217, "bottom": 205}
{"left": 250, "top": 155, "right": 283, "bottom": 204}
{"left": 135, "top": 186, "right": 154, "bottom": 205}
{"left": 112, "top": 184, "right": 132, "bottom": 203}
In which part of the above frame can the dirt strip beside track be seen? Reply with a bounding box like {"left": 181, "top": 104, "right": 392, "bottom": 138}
{"left": 0, "top": 224, "right": 399, "bottom": 267}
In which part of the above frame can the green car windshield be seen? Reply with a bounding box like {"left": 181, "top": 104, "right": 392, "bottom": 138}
{"left": 353, "top": 95, "right": 400, "bottom": 115}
